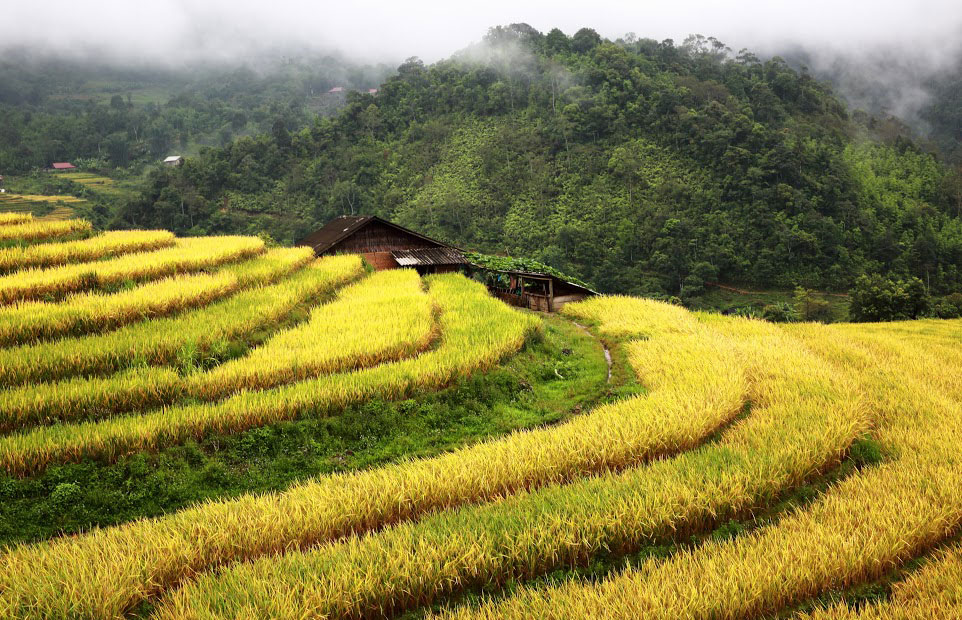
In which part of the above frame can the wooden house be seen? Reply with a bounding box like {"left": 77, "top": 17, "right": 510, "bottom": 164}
{"left": 50, "top": 162, "right": 76, "bottom": 171}
{"left": 163, "top": 155, "right": 184, "bottom": 166}
{"left": 296, "top": 215, "right": 467, "bottom": 274}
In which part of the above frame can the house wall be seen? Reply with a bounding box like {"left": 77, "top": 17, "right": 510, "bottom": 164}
{"left": 492, "top": 290, "right": 552, "bottom": 312}
{"left": 361, "top": 251, "right": 399, "bottom": 271}
{"left": 491, "top": 289, "right": 590, "bottom": 312}
{"left": 551, "top": 293, "right": 589, "bottom": 311}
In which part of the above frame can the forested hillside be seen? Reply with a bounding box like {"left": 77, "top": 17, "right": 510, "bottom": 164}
{"left": 106, "top": 26, "right": 962, "bottom": 295}
{"left": 0, "top": 52, "right": 392, "bottom": 173}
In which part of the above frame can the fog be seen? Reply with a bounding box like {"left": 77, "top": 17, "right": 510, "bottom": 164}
{"left": 5, "top": 0, "right": 962, "bottom": 123}
{"left": 4, "top": 0, "right": 959, "bottom": 64}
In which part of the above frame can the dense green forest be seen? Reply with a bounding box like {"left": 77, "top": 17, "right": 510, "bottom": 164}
{"left": 0, "top": 51, "right": 393, "bottom": 173}
{"left": 112, "top": 26, "right": 962, "bottom": 296}
{"left": 4, "top": 26, "right": 962, "bottom": 298}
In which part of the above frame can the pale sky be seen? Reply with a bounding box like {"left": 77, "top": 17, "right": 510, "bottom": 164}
{"left": 5, "top": 0, "right": 962, "bottom": 67}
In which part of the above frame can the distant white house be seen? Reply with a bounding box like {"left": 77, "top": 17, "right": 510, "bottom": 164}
{"left": 163, "top": 155, "right": 184, "bottom": 166}
{"left": 328, "top": 86, "right": 345, "bottom": 94}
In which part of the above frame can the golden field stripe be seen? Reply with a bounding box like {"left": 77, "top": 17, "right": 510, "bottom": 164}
{"left": 430, "top": 320, "right": 962, "bottom": 620}
{"left": 0, "top": 300, "right": 747, "bottom": 617}
{"left": 0, "top": 261, "right": 427, "bottom": 430}
{"left": 0, "top": 246, "right": 313, "bottom": 347}
{"left": 151, "top": 311, "right": 870, "bottom": 620}
{"left": 0, "top": 276, "right": 573, "bottom": 618}
{"left": 0, "top": 235, "right": 264, "bottom": 304}
{"left": 0, "top": 212, "right": 33, "bottom": 226}
{"left": 0, "top": 368, "right": 184, "bottom": 435}
{"left": 0, "top": 251, "right": 321, "bottom": 431}
{"left": 187, "top": 268, "right": 438, "bottom": 400}
{"left": 0, "top": 254, "right": 363, "bottom": 387}
{"left": 0, "top": 229, "right": 175, "bottom": 273}
{"left": 0, "top": 218, "right": 90, "bottom": 244}
{"left": 799, "top": 541, "right": 962, "bottom": 619}
{"left": 0, "top": 275, "right": 534, "bottom": 476}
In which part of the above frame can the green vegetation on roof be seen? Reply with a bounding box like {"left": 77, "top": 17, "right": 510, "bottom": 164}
{"left": 464, "top": 252, "right": 594, "bottom": 290}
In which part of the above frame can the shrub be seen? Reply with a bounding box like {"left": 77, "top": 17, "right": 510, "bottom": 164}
{"left": 849, "top": 275, "right": 930, "bottom": 322}
{"left": 932, "top": 292, "right": 962, "bottom": 319}
{"left": 793, "top": 287, "right": 833, "bottom": 323}
{"left": 761, "top": 302, "right": 798, "bottom": 323}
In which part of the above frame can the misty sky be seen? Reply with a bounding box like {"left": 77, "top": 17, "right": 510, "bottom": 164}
{"left": 6, "top": 0, "right": 962, "bottom": 67}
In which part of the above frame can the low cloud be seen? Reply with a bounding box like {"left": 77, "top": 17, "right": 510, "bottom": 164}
{"left": 5, "top": 1, "right": 962, "bottom": 125}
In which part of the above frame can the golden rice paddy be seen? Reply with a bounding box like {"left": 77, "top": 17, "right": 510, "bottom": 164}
{"left": 0, "top": 225, "right": 959, "bottom": 620}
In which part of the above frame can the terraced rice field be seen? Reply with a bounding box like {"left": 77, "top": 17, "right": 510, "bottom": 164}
{"left": 0, "top": 193, "right": 86, "bottom": 221}
{"left": 0, "top": 226, "right": 960, "bottom": 619}
{"left": 55, "top": 171, "right": 138, "bottom": 198}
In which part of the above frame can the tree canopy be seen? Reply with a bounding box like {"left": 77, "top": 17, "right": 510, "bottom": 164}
{"left": 113, "top": 26, "right": 962, "bottom": 296}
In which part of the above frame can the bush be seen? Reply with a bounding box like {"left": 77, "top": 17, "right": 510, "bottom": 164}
{"left": 48, "top": 482, "right": 82, "bottom": 515}
{"left": 761, "top": 302, "right": 798, "bottom": 323}
{"left": 849, "top": 275, "right": 930, "bottom": 322}
{"left": 727, "top": 305, "right": 762, "bottom": 319}
{"left": 679, "top": 274, "right": 706, "bottom": 300}
{"left": 932, "top": 292, "right": 962, "bottom": 319}
{"left": 793, "top": 287, "right": 833, "bottom": 323}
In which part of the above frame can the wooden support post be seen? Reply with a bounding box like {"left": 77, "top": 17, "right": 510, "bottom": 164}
{"left": 548, "top": 277, "right": 554, "bottom": 313}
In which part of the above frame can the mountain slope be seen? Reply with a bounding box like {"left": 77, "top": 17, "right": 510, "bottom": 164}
{"left": 119, "top": 26, "right": 962, "bottom": 295}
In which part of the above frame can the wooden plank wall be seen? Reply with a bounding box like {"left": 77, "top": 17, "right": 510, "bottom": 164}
{"left": 332, "top": 221, "right": 437, "bottom": 253}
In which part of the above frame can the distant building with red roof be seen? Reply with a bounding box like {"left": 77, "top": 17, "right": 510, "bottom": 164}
{"left": 50, "top": 162, "right": 76, "bottom": 170}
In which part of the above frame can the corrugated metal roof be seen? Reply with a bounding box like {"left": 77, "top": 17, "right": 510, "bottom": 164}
{"left": 392, "top": 247, "right": 467, "bottom": 266}
{"left": 51, "top": 162, "right": 76, "bottom": 169}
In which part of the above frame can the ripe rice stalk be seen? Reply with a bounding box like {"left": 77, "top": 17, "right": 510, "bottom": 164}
{"left": 0, "top": 368, "right": 184, "bottom": 434}
{"left": 0, "top": 229, "right": 175, "bottom": 273}
{"left": 428, "top": 320, "right": 962, "bottom": 620}
{"left": 0, "top": 262, "right": 430, "bottom": 430}
{"left": 0, "top": 274, "right": 535, "bottom": 476}
{"left": 0, "top": 254, "right": 364, "bottom": 387}
{"left": 0, "top": 218, "right": 91, "bottom": 244}
{"left": 0, "top": 290, "right": 744, "bottom": 618}
{"left": 0, "top": 235, "right": 264, "bottom": 304}
{"left": 151, "top": 313, "right": 872, "bottom": 620}
{"left": 188, "top": 268, "right": 438, "bottom": 400}
{"left": 0, "top": 247, "right": 313, "bottom": 347}
{"left": 0, "top": 217, "right": 90, "bottom": 242}
{"left": 800, "top": 540, "right": 962, "bottom": 619}
{"left": 0, "top": 213, "right": 33, "bottom": 226}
